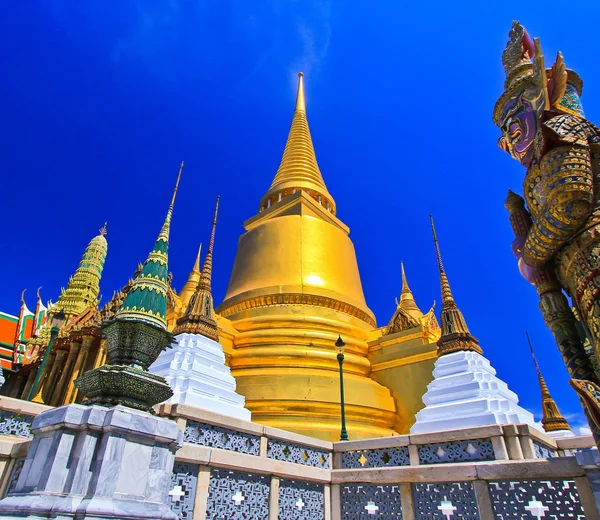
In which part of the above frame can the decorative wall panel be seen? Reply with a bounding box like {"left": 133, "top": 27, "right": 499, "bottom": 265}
{"left": 413, "top": 482, "right": 480, "bottom": 520}
{"left": 340, "top": 447, "right": 410, "bottom": 468}
{"left": 418, "top": 439, "right": 494, "bottom": 465}
{"left": 4, "top": 458, "right": 25, "bottom": 496}
{"left": 0, "top": 412, "right": 34, "bottom": 439}
{"left": 184, "top": 420, "right": 260, "bottom": 456}
{"left": 488, "top": 479, "right": 585, "bottom": 519}
{"left": 278, "top": 479, "right": 324, "bottom": 520}
{"left": 342, "top": 483, "right": 402, "bottom": 519}
{"left": 168, "top": 462, "right": 199, "bottom": 520}
{"left": 207, "top": 468, "right": 270, "bottom": 520}
{"left": 268, "top": 439, "right": 330, "bottom": 469}
{"left": 533, "top": 441, "right": 558, "bottom": 459}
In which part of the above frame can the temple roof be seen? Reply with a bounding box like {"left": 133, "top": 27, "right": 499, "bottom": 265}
{"left": 259, "top": 73, "right": 336, "bottom": 214}
{"left": 51, "top": 225, "right": 108, "bottom": 319}
{"left": 116, "top": 162, "right": 183, "bottom": 331}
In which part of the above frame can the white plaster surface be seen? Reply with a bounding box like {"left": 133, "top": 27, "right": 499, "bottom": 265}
{"left": 0, "top": 404, "right": 182, "bottom": 519}
{"left": 547, "top": 429, "right": 576, "bottom": 439}
{"left": 151, "top": 332, "right": 251, "bottom": 420}
{"left": 410, "top": 351, "right": 540, "bottom": 435}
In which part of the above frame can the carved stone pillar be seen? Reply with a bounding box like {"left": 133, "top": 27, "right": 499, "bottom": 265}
{"left": 49, "top": 335, "right": 82, "bottom": 407}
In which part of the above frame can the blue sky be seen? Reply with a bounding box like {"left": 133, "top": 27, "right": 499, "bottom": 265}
{"left": 2, "top": 1, "right": 600, "bottom": 433}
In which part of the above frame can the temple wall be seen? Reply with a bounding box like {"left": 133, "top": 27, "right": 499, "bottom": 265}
{"left": 0, "top": 396, "right": 597, "bottom": 519}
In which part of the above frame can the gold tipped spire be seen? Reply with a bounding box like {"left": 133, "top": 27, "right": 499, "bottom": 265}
{"left": 430, "top": 215, "right": 455, "bottom": 306}
{"left": 296, "top": 72, "right": 306, "bottom": 112}
{"left": 398, "top": 262, "right": 422, "bottom": 317}
{"left": 157, "top": 161, "right": 184, "bottom": 244}
{"left": 259, "top": 73, "right": 336, "bottom": 214}
{"left": 173, "top": 195, "right": 220, "bottom": 340}
{"left": 526, "top": 332, "right": 571, "bottom": 433}
{"left": 178, "top": 243, "right": 203, "bottom": 307}
{"left": 100, "top": 222, "right": 107, "bottom": 236}
{"left": 430, "top": 215, "right": 482, "bottom": 356}
{"left": 193, "top": 243, "right": 202, "bottom": 272}
{"left": 36, "top": 286, "right": 42, "bottom": 300}
{"left": 20, "top": 289, "right": 27, "bottom": 306}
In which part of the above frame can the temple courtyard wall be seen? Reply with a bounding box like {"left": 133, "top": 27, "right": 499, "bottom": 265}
{"left": 0, "top": 395, "right": 597, "bottom": 519}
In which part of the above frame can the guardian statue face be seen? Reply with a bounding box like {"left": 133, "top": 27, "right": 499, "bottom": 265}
{"left": 497, "top": 87, "right": 545, "bottom": 168}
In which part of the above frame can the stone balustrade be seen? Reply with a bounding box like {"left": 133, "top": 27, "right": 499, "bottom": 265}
{"left": 0, "top": 396, "right": 598, "bottom": 519}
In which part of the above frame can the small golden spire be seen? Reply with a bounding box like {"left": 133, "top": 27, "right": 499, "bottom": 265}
{"left": 100, "top": 222, "right": 108, "bottom": 236}
{"left": 526, "top": 331, "right": 571, "bottom": 433}
{"left": 430, "top": 216, "right": 455, "bottom": 306}
{"left": 430, "top": 215, "right": 482, "bottom": 356}
{"left": 173, "top": 195, "right": 220, "bottom": 340}
{"left": 36, "top": 286, "right": 42, "bottom": 300}
{"left": 179, "top": 242, "right": 203, "bottom": 307}
{"left": 295, "top": 72, "right": 306, "bottom": 113}
{"left": 20, "top": 289, "right": 27, "bottom": 305}
{"left": 193, "top": 243, "right": 203, "bottom": 273}
{"left": 200, "top": 195, "right": 220, "bottom": 290}
{"left": 398, "top": 262, "right": 422, "bottom": 316}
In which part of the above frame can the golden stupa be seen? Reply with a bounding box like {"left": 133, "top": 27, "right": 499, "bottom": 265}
{"left": 212, "top": 74, "right": 440, "bottom": 440}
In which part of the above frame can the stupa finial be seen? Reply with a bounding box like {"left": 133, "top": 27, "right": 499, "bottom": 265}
{"left": 295, "top": 72, "right": 306, "bottom": 113}
{"left": 526, "top": 331, "right": 571, "bottom": 433}
{"left": 430, "top": 215, "right": 482, "bottom": 356}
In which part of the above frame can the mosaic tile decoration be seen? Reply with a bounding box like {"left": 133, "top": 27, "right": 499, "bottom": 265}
{"left": 418, "top": 439, "right": 494, "bottom": 465}
{"left": 0, "top": 412, "right": 34, "bottom": 439}
{"left": 488, "top": 479, "right": 585, "bottom": 519}
{"left": 278, "top": 479, "right": 324, "bottom": 520}
{"left": 533, "top": 440, "right": 558, "bottom": 459}
{"left": 340, "top": 446, "right": 410, "bottom": 468}
{"left": 267, "top": 439, "right": 330, "bottom": 469}
{"left": 342, "top": 483, "right": 402, "bottom": 519}
{"left": 206, "top": 468, "right": 270, "bottom": 520}
{"left": 184, "top": 420, "right": 260, "bottom": 456}
{"left": 413, "top": 482, "right": 480, "bottom": 520}
{"left": 168, "top": 462, "right": 199, "bottom": 520}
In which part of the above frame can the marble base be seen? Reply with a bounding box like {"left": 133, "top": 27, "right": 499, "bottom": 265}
{"left": 0, "top": 404, "right": 182, "bottom": 519}
{"left": 150, "top": 332, "right": 251, "bottom": 421}
{"left": 547, "top": 428, "right": 576, "bottom": 439}
{"left": 411, "top": 350, "right": 539, "bottom": 435}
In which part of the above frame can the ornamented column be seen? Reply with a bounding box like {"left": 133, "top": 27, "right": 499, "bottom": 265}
{"left": 48, "top": 334, "right": 82, "bottom": 406}
{"left": 63, "top": 331, "right": 95, "bottom": 404}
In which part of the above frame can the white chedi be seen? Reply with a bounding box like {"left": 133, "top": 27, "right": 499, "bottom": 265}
{"left": 410, "top": 350, "right": 539, "bottom": 435}
{"left": 150, "top": 332, "right": 251, "bottom": 421}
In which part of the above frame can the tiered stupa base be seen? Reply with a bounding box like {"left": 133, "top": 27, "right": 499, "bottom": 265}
{"left": 150, "top": 332, "right": 251, "bottom": 421}
{"left": 411, "top": 350, "right": 538, "bottom": 434}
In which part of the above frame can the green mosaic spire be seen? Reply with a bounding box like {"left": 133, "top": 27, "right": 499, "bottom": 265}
{"left": 116, "top": 162, "right": 183, "bottom": 330}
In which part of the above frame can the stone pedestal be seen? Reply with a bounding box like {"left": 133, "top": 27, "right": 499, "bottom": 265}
{"left": 0, "top": 404, "right": 182, "bottom": 519}
{"left": 150, "top": 332, "right": 251, "bottom": 421}
{"left": 411, "top": 350, "right": 538, "bottom": 434}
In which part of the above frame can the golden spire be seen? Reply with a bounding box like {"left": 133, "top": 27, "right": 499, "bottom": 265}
{"left": 100, "top": 222, "right": 107, "bottom": 236}
{"left": 259, "top": 73, "right": 336, "bottom": 214}
{"left": 200, "top": 195, "right": 220, "bottom": 292}
{"left": 430, "top": 215, "right": 482, "bottom": 356}
{"left": 398, "top": 262, "right": 422, "bottom": 317}
{"left": 526, "top": 331, "right": 571, "bottom": 433}
{"left": 179, "top": 243, "right": 203, "bottom": 307}
{"left": 173, "top": 195, "right": 220, "bottom": 340}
